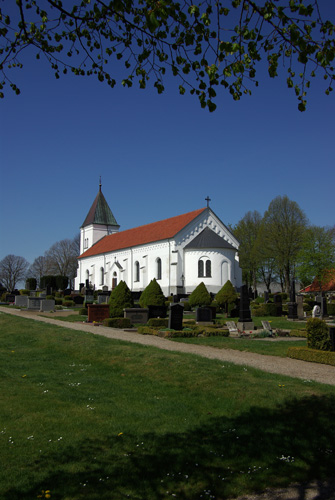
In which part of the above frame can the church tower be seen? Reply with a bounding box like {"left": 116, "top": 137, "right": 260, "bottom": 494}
{"left": 80, "top": 180, "right": 119, "bottom": 255}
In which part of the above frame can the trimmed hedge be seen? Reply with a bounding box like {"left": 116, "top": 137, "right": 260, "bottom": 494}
{"left": 289, "top": 329, "right": 307, "bottom": 338}
{"left": 147, "top": 318, "right": 169, "bottom": 328}
{"left": 79, "top": 307, "right": 88, "bottom": 315}
{"left": 137, "top": 325, "right": 229, "bottom": 338}
{"left": 306, "top": 317, "right": 331, "bottom": 351}
{"left": 287, "top": 346, "right": 335, "bottom": 366}
{"left": 328, "top": 303, "right": 335, "bottom": 316}
{"left": 102, "top": 318, "right": 133, "bottom": 329}
{"left": 251, "top": 303, "right": 280, "bottom": 316}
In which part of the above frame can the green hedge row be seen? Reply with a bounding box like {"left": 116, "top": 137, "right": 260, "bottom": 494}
{"left": 102, "top": 318, "right": 133, "bottom": 328}
{"left": 289, "top": 329, "right": 307, "bottom": 338}
{"left": 287, "top": 346, "right": 335, "bottom": 366}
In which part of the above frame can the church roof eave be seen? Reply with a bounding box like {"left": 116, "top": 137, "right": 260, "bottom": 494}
{"left": 78, "top": 207, "right": 207, "bottom": 259}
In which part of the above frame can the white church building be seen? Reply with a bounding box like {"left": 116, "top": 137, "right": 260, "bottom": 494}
{"left": 74, "top": 184, "right": 242, "bottom": 296}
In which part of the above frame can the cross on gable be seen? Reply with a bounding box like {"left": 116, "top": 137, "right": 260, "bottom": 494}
{"left": 205, "top": 196, "right": 211, "bottom": 208}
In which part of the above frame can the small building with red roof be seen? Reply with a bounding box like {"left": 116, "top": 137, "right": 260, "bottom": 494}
{"left": 299, "top": 269, "right": 335, "bottom": 294}
{"left": 74, "top": 184, "right": 242, "bottom": 295}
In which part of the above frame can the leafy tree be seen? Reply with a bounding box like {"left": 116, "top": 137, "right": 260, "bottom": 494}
{"left": 188, "top": 282, "right": 212, "bottom": 307}
{"left": 233, "top": 210, "right": 262, "bottom": 292}
{"left": 109, "top": 280, "right": 133, "bottom": 317}
{"left": 0, "top": 254, "right": 30, "bottom": 291}
{"left": 296, "top": 225, "right": 335, "bottom": 290}
{"left": 260, "top": 195, "right": 308, "bottom": 293}
{"left": 139, "top": 278, "right": 166, "bottom": 307}
{"left": 215, "top": 279, "right": 238, "bottom": 314}
{"left": 1, "top": 1, "right": 334, "bottom": 111}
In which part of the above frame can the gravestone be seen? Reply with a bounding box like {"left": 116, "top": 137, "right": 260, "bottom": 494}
{"left": 27, "top": 297, "right": 43, "bottom": 310}
{"left": 287, "top": 280, "right": 298, "bottom": 320}
{"left": 261, "top": 320, "right": 273, "bottom": 333}
{"left": 274, "top": 294, "right": 283, "bottom": 316}
{"left": 168, "top": 303, "right": 184, "bottom": 330}
{"left": 46, "top": 285, "right": 52, "bottom": 296}
{"left": 124, "top": 308, "right": 149, "bottom": 324}
{"left": 296, "top": 295, "right": 304, "bottom": 319}
{"left": 88, "top": 304, "right": 110, "bottom": 323}
{"left": 39, "top": 292, "right": 47, "bottom": 299}
{"left": 40, "top": 300, "right": 55, "bottom": 312}
{"left": 5, "top": 294, "right": 16, "bottom": 303}
{"left": 329, "top": 327, "right": 335, "bottom": 352}
{"left": 316, "top": 294, "right": 327, "bottom": 317}
{"left": 237, "top": 285, "right": 254, "bottom": 332}
{"left": 264, "top": 291, "right": 269, "bottom": 304}
{"left": 72, "top": 295, "right": 84, "bottom": 305}
{"left": 15, "top": 295, "right": 28, "bottom": 308}
{"left": 84, "top": 289, "right": 94, "bottom": 305}
{"left": 97, "top": 294, "right": 109, "bottom": 304}
{"left": 226, "top": 321, "right": 239, "bottom": 337}
{"left": 148, "top": 305, "right": 167, "bottom": 318}
{"left": 196, "top": 307, "right": 212, "bottom": 323}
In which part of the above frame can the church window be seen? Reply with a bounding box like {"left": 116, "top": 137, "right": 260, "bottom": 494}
{"left": 206, "top": 259, "right": 211, "bottom": 277}
{"left": 134, "top": 261, "right": 140, "bottom": 282}
{"left": 100, "top": 267, "right": 104, "bottom": 285}
{"left": 198, "top": 260, "right": 204, "bottom": 277}
{"left": 198, "top": 257, "right": 211, "bottom": 278}
{"left": 156, "top": 258, "right": 162, "bottom": 280}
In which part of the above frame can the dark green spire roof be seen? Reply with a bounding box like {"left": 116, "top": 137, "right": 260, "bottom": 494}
{"left": 81, "top": 183, "right": 119, "bottom": 228}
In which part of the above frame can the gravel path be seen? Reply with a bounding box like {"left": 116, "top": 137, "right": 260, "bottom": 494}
{"left": 2, "top": 307, "right": 334, "bottom": 386}
{"left": 2, "top": 307, "right": 335, "bottom": 499}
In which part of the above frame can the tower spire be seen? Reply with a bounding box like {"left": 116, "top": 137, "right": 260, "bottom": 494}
{"left": 99, "top": 176, "right": 102, "bottom": 192}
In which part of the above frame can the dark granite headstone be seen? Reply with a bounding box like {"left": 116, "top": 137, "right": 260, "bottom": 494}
{"left": 274, "top": 294, "right": 283, "bottom": 316}
{"left": 264, "top": 291, "right": 269, "bottom": 304}
{"left": 288, "top": 280, "right": 298, "bottom": 319}
{"left": 5, "top": 294, "right": 16, "bottom": 303}
{"left": 329, "top": 327, "right": 335, "bottom": 352}
{"left": 168, "top": 303, "right": 184, "bottom": 330}
{"left": 237, "top": 285, "right": 254, "bottom": 331}
{"left": 239, "top": 285, "right": 252, "bottom": 323}
{"left": 196, "top": 307, "right": 212, "bottom": 323}
{"left": 148, "top": 305, "right": 167, "bottom": 319}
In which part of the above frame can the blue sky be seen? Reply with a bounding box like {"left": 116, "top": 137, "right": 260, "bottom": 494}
{"left": 1, "top": 1, "right": 334, "bottom": 268}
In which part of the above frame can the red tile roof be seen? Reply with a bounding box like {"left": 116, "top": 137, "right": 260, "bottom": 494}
{"left": 299, "top": 269, "right": 335, "bottom": 293}
{"left": 79, "top": 208, "right": 207, "bottom": 258}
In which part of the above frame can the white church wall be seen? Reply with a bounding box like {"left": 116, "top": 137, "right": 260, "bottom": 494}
{"left": 184, "top": 248, "right": 239, "bottom": 294}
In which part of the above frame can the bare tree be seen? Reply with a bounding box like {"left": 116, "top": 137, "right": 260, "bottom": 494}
{"left": 44, "top": 235, "right": 80, "bottom": 286}
{"left": 27, "top": 256, "right": 48, "bottom": 286}
{"left": 0, "top": 255, "right": 30, "bottom": 291}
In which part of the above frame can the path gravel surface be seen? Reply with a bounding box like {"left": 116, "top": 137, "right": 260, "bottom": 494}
{"left": 1, "top": 307, "right": 334, "bottom": 387}
{"left": 1, "top": 306, "right": 335, "bottom": 499}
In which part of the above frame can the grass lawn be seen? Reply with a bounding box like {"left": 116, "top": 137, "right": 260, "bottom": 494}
{"left": 171, "top": 336, "right": 307, "bottom": 357}
{"left": 2, "top": 312, "right": 334, "bottom": 500}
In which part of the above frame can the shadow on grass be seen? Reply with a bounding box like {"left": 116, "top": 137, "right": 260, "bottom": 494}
{"left": 5, "top": 395, "right": 335, "bottom": 500}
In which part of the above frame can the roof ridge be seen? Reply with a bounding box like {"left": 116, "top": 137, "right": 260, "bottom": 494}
{"left": 79, "top": 207, "right": 207, "bottom": 258}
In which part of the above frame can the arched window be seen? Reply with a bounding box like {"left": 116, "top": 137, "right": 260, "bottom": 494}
{"left": 100, "top": 267, "right": 104, "bottom": 285}
{"left": 205, "top": 259, "right": 211, "bottom": 277}
{"left": 134, "top": 261, "right": 140, "bottom": 282}
{"left": 156, "top": 258, "right": 162, "bottom": 280}
{"left": 198, "top": 260, "right": 204, "bottom": 277}
{"left": 112, "top": 272, "right": 117, "bottom": 290}
{"left": 198, "top": 257, "right": 211, "bottom": 277}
